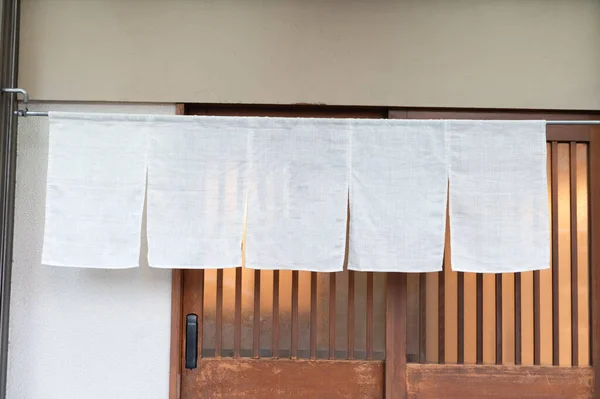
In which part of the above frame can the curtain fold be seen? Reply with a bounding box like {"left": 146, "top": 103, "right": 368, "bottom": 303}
{"left": 41, "top": 113, "right": 550, "bottom": 274}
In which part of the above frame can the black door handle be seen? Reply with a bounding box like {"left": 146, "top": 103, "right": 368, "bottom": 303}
{"left": 185, "top": 314, "right": 198, "bottom": 369}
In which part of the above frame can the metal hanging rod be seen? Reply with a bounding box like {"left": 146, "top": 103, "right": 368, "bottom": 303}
{"left": 13, "top": 110, "right": 47, "bottom": 117}
{"left": 3, "top": 88, "right": 600, "bottom": 124}
{"left": 1, "top": 88, "right": 47, "bottom": 116}
{"left": 547, "top": 120, "right": 600, "bottom": 125}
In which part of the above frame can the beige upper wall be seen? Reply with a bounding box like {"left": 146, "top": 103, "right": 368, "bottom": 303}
{"left": 18, "top": 0, "right": 600, "bottom": 110}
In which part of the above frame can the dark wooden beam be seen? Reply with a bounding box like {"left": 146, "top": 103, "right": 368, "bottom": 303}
{"left": 589, "top": 127, "right": 600, "bottom": 398}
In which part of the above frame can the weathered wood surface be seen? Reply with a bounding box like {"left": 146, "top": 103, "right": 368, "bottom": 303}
{"left": 406, "top": 364, "right": 593, "bottom": 399}
{"left": 183, "top": 360, "right": 593, "bottom": 399}
{"left": 386, "top": 273, "right": 407, "bottom": 399}
{"left": 182, "top": 359, "right": 384, "bottom": 398}
{"left": 169, "top": 269, "right": 183, "bottom": 399}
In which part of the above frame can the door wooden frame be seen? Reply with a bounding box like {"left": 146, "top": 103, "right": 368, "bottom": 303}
{"left": 386, "top": 273, "right": 408, "bottom": 398}
{"left": 169, "top": 104, "right": 185, "bottom": 399}
{"left": 169, "top": 269, "right": 183, "bottom": 399}
{"left": 589, "top": 126, "right": 600, "bottom": 398}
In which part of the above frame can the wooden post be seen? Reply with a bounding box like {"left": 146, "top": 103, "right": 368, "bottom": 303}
{"left": 386, "top": 273, "right": 407, "bottom": 399}
{"left": 169, "top": 103, "right": 186, "bottom": 399}
{"left": 589, "top": 127, "right": 600, "bottom": 398}
{"left": 169, "top": 269, "right": 183, "bottom": 399}
{"left": 386, "top": 109, "right": 408, "bottom": 399}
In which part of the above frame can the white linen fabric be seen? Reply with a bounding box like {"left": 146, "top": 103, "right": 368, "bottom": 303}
{"left": 42, "top": 113, "right": 550, "bottom": 274}
{"left": 448, "top": 120, "right": 550, "bottom": 273}
{"left": 348, "top": 120, "right": 448, "bottom": 272}
{"left": 244, "top": 118, "right": 350, "bottom": 272}
{"left": 147, "top": 116, "right": 248, "bottom": 268}
{"left": 42, "top": 112, "right": 148, "bottom": 268}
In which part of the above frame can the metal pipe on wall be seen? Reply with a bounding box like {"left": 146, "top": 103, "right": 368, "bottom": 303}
{"left": 0, "top": 1, "right": 20, "bottom": 398}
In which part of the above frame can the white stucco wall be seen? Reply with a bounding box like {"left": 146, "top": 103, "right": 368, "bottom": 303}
{"left": 7, "top": 103, "right": 175, "bottom": 399}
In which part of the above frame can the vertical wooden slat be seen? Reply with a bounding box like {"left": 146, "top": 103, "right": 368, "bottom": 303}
{"left": 482, "top": 274, "right": 495, "bottom": 365}
{"left": 476, "top": 273, "right": 483, "bottom": 364}
{"left": 588, "top": 128, "right": 600, "bottom": 396}
{"left": 348, "top": 271, "right": 355, "bottom": 360}
{"left": 438, "top": 266, "right": 446, "bottom": 364}
{"left": 385, "top": 273, "right": 407, "bottom": 399}
{"left": 419, "top": 273, "right": 427, "bottom": 364}
{"left": 367, "top": 272, "right": 374, "bottom": 360}
{"left": 569, "top": 142, "right": 579, "bottom": 367}
{"left": 169, "top": 270, "right": 183, "bottom": 399}
{"left": 329, "top": 273, "right": 336, "bottom": 360}
{"left": 272, "top": 270, "right": 280, "bottom": 359}
{"left": 253, "top": 270, "right": 261, "bottom": 359}
{"left": 495, "top": 274, "right": 503, "bottom": 365}
{"left": 215, "top": 269, "right": 223, "bottom": 359}
{"left": 551, "top": 140, "right": 559, "bottom": 366}
{"left": 533, "top": 270, "right": 541, "bottom": 365}
{"left": 291, "top": 270, "right": 299, "bottom": 359}
{"left": 514, "top": 273, "right": 522, "bottom": 365}
{"left": 457, "top": 272, "right": 464, "bottom": 364}
{"left": 234, "top": 267, "right": 242, "bottom": 359}
{"left": 310, "top": 272, "right": 318, "bottom": 360}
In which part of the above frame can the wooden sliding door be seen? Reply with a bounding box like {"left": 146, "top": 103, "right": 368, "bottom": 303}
{"left": 173, "top": 104, "right": 389, "bottom": 398}
{"left": 171, "top": 106, "right": 600, "bottom": 398}
{"left": 394, "top": 109, "right": 600, "bottom": 398}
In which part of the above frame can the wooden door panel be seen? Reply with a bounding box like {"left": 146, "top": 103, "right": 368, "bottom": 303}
{"left": 177, "top": 105, "right": 389, "bottom": 399}
{"left": 173, "top": 105, "right": 600, "bottom": 398}
{"left": 406, "top": 364, "right": 593, "bottom": 398}
{"left": 180, "top": 269, "right": 387, "bottom": 398}
{"left": 182, "top": 359, "right": 383, "bottom": 398}
{"left": 405, "top": 143, "right": 592, "bottom": 366}
{"left": 390, "top": 110, "right": 598, "bottom": 398}
{"left": 183, "top": 269, "right": 385, "bottom": 360}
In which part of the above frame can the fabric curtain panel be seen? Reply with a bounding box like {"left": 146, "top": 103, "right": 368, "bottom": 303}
{"left": 146, "top": 116, "right": 248, "bottom": 269}
{"left": 348, "top": 120, "right": 448, "bottom": 272}
{"left": 244, "top": 118, "right": 350, "bottom": 272}
{"left": 41, "top": 113, "right": 550, "bottom": 274}
{"left": 448, "top": 120, "right": 550, "bottom": 273}
{"left": 42, "top": 112, "right": 148, "bottom": 268}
